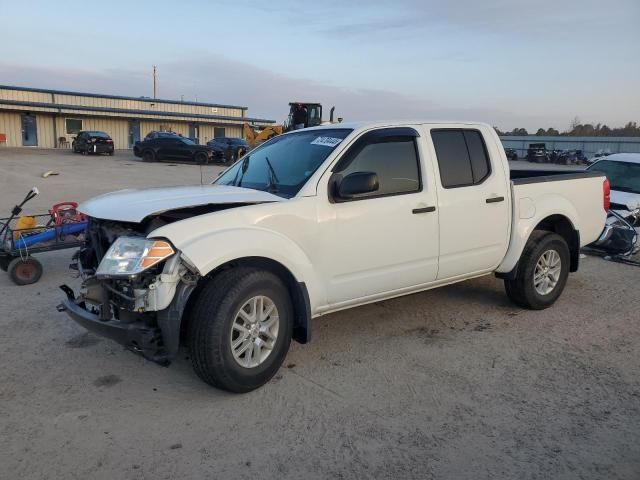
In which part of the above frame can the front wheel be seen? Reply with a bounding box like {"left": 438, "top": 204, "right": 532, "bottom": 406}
{"left": 188, "top": 268, "right": 293, "bottom": 393}
{"left": 504, "top": 231, "right": 570, "bottom": 310}
{"left": 142, "top": 149, "right": 155, "bottom": 162}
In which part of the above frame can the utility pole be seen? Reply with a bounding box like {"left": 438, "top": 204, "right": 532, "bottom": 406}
{"left": 152, "top": 65, "right": 157, "bottom": 98}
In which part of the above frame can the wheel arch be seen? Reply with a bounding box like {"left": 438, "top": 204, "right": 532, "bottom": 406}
{"left": 533, "top": 214, "right": 580, "bottom": 272}
{"left": 181, "top": 256, "right": 312, "bottom": 345}
{"left": 497, "top": 210, "right": 580, "bottom": 278}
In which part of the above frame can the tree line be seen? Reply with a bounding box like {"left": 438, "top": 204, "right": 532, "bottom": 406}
{"left": 495, "top": 119, "right": 640, "bottom": 137}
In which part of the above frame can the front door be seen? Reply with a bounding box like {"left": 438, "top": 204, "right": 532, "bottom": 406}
{"left": 128, "top": 120, "right": 140, "bottom": 148}
{"left": 21, "top": 115, "right": 38, "bottom": 146}
{"left": 429, "top": 127, "right": 510, "bottom": 279}
{"left": 316, "top": 127, "right": 439, "bottom": 306}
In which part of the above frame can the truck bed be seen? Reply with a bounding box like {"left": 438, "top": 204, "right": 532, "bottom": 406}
{"left": 510, "top": 169, "right": 604, "bottom": 185}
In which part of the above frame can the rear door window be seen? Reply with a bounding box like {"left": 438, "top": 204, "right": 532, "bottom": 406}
{"left": 431, "top": 129, "right": 491, "bottom": 188}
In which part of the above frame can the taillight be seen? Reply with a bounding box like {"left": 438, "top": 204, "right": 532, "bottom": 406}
{"left": 603, "top": 178, "right": 610, "bottom": 212}
{"left": 106, "top": 139, "right": 113, "bottom": 143}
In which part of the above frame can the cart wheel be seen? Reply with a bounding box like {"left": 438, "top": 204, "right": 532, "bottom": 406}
{"left": 8, "top": 257, "right": 43, "bottom": 285}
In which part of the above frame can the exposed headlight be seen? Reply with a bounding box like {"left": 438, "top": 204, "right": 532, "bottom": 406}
{"left": 96, "top": 237, "right": 175, "bottom": 277}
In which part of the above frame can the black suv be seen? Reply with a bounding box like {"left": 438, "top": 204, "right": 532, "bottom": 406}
{"left": 72, "top": 131, "right": 114, "bottom": 155}
{"left": 134, "top": 136, "right": 215, "bottom": 163}
{"left": 207, "top": 137, "right": 249, "bottom": 163}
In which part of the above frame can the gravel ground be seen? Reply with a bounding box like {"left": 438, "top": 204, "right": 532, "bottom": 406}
{"left": 0, "top": 149, "right": 638, "bottom": 480}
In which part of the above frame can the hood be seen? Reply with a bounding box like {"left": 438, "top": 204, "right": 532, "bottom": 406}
{"left": 610, "top": 190, "right": 640, "bottom": 211}
{"left": 79, "top": 185, "right": 284, "bottom": 223}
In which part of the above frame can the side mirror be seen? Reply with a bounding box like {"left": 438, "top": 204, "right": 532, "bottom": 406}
{"left": 335, "top": 172, "right": 379, "bottom": 200}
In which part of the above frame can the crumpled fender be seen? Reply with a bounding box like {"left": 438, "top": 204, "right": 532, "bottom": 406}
{"left": 151, "top": 224, "right": 323, "bottom": 309}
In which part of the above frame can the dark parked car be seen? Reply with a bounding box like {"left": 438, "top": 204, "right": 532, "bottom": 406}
{"left": 72, "top": 131, "right": 114, "bottom": 155}
{"left": 504, "top": 147, "right": 518, "bottom": 160}
{"left": 133, "top": 131, "right": 180, "bottom": 156}
{"left": 206, "top": 137, "right": 249, "bottom": 163}
{"left": 133, "top": 135, "right": 215, "bottom": 163}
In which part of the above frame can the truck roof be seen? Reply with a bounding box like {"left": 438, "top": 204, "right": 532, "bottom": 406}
{"left": 304, "top": 120, "right": 492, "bottom": 132}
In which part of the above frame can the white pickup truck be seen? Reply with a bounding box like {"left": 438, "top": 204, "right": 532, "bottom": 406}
{"left": 59, "top": 121, "right": 608, "bottom": 392}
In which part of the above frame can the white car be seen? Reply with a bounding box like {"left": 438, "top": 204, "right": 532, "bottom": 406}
{"left": 59, "top": 121, "right": 608, "bottom": 392}
{"left": 587, "top": 153, "right": 640, "bottom": 215}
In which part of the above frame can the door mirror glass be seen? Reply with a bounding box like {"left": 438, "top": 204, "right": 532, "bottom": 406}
{"left": 336, "top": 171, "right": 379, "bottom": 200}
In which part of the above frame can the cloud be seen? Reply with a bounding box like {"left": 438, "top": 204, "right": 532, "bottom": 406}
{"left": 250, "top": 0, "right": 639, "bottom": 39}
{"left": 0, "top": 57, "right": 542, "bottom": 130}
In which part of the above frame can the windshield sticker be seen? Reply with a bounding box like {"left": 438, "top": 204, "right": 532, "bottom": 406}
{"left": 311, "top": 136, "right": 343, "bottom": 148}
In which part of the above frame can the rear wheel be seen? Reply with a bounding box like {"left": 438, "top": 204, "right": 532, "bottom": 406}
{"left": 188, "top": 268, "right": 293, "bottom": 393}
{"left": 504, "top": 231, "right": 570, "bottom": 310}
{"left": 142, "top": 149, "right": 155, "bottom": 162}
{"left": 8, "top": 257, "right": 43, "bottom": 285}
{"left": 195, "top": 152, "right": 208, "bottom": 164}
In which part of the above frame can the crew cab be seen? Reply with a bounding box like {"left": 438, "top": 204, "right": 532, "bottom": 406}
{"left": 58, "top": 121, "right": 608, "bottom": 393}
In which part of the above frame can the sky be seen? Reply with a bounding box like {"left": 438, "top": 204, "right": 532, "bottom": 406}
{"left": 0, "top": 0, "right": 638, "bottom": 131}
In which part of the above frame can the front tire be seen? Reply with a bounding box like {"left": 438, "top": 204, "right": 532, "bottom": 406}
{"left": 504, "top": 231, "right": 570, "bottom": 310}
{"left": 142, "top": 149, "right": 155, "bottom": 162}
{"left": 188, "top": 268, "right": 293, "bottom": 393}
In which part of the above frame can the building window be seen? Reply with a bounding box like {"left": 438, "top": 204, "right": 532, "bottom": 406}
{"left": 214, "top": 127, "right": 226, "bottom": 138}
{"left": 65, "top": 118, "right": 83, "bottom": 135}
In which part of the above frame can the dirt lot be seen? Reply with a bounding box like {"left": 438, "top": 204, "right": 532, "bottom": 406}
{"left": 1, "top": 149, "right": 639, "bottom": 480}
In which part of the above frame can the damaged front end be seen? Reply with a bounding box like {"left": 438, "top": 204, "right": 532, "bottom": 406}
{"left": 58, "top": 217, "right": 200, "bottom": 365}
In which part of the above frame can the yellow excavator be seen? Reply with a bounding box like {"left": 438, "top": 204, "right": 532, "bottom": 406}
{"left": 243, "top": 102, "right": 339, "bottom": 148}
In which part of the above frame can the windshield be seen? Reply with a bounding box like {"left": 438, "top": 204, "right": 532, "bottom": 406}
{"left": 588, "top": 160, "right": 640, "bottom": 194}
{"left": 180, "top": 137, "right": 196, "bottom": 145}
{"left": 214, "top": 128, "right": 352, "bottom": 198}
{"left": 88, "top": 131, "right": 110, "bottom": 138}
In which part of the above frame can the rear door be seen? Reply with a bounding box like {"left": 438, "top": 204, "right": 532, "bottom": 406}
{"left": 428, "top": 126, "right": 510, "bottom": 279}
{"left": 154, "top": 138, "right": 174, "bottom": 159}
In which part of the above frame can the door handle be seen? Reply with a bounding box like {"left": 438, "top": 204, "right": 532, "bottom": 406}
{"left": 486, "top": 196, "right": 505, "bottom": 204}
{"left": 412, "top": 206, "right": 436, "bottom": 214}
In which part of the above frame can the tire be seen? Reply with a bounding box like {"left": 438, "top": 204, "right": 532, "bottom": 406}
{"left": 188, "top": 268, "right": 293, "bottom": 393}
{"left": 8, "top": 257, "right": 43, "bottom": 285}
{"left": 142, "top": 149, "right": 155, "bottom": 162}
{"left": 504, "top": 231, "right": 570, "bottom": 310}
{"left": 195, "top": 152, "right": 208, "bottom": 164}
{"left": 108, "top": 151, "right": 114, "bottom": 156}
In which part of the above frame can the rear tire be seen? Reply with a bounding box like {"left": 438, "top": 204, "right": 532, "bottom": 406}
{"left": 195, "top": 152, "right": 208, "bottom": 164}
{"left": 8, "top": 257, "right": 43, "bottom": 285}
{"left": 504, "top": 231, "right": 570, "bottom": 310}
{"left": 142, "top": 149, "right": 155, "bottom": 162}
{"left": 188, "top": 268, "right": 293, "bottom": 393}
